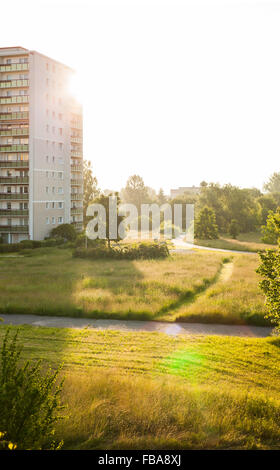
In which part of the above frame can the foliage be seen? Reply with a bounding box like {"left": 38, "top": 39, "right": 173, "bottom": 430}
{"left": 229, "top": 219, "right": 240, "bottom": 239}
{"left": 0, "top": 329, "right": 65, "bottom": 449}
{"left": 83, "top": 160, "right": 100, "bottom": 221}
{"left": 0, "top": 432, "right": 17, "bottom": 450}
{"left": 263, "top": 172, "right": 280, "bottom": 193}
{"left": 261, "top": 208, "right": 280, "bottom": 244}
{"left": 73, "top": 241, "right": 169, "bottom": 260}
{"left": 257, "top": 247, "right": 280, "bottom": 330}
{"left": 0, "top": 237, "right": 65, "bottom": 253}
{"left": 159, "top": 220, "right": 180, "bottom": 238}
{"left": 120, "top": 175, "right": 151, "bottom": 211}
{"left": 50, "top": 223, "right": 77, "bottom": 241}
{"left": 195, "top": 207, "right": 219, "bottom": 239}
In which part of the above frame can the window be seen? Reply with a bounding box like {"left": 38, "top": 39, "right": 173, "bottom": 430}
{"left": 52, "top": 217, "right": 55, "bottom": 224}
{"left": 59, "top": 143, "right": 63, "bottom": 151}
{"left": 52, "top": 126, "right": 55, "bottom": 134}
{"left": 58, "top": 172, "right": 63, "bottom": 179}
{"left": 46, "top": 63, "right": 49, "bottom": 71}
{"left": 46, "top": 186, "right": 49, "bottom": 194}
{"left": 46, "top": 217, "right": 50, "bottom": 224}
{"left": 58, "top": 187, "right": 63, "bottom": 194}
{"left": 46, "top": 125, "right": 49, "bottom": 133}
{"left": 46, "top": 171, "right": 49, "bottom": 178}
{"left": 46, "top": 202, "right": 49, "bottom": 209}
{"left": 58, "top": 202, "right": 63, "bottom": 209}
{"left": 46, "top": 78, "right": 49, "bottom": 86}
{"left": 52, "top": 111, "right": 55, "bottom": 119}
{"left": 52, "top": 187, "right": 55, "bottom": 194}
{"left": 59, "top": 128, "right": 63, "bottom": 136}
{"left": 52, "top": 202, "right": 55, "bottom": 209}
{"left": 46, "top": 155, "right": 49, "bottom": 163}
{"left": 52, "top": 156, "right": 55, "bottom": 163}
{"left": 58, "top": 217, "right": 63, "bottom": 224}
{"left": 59, "top": 113, "right": 62, "bottom": 120}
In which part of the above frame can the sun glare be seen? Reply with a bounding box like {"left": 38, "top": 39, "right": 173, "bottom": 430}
{"left": 68, "top": 72, "right": 84, "bottom": 104}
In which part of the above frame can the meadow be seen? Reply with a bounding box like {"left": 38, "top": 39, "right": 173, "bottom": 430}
{"left": 0, "top": 246, "right": 269, "bottom": 325}
{"left": 194, "top": 231, "right": 277, "bottom": 253}
{"left": 1, "top": 324, "right": 279, "bottom": 450}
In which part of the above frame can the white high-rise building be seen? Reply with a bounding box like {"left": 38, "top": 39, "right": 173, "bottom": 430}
{"left": 0, "top": 47, "right": 83, "bottom": 243}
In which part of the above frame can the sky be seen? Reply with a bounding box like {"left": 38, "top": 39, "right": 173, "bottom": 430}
{"left": 1, "top": 0, "right": 280, "bottom": 195}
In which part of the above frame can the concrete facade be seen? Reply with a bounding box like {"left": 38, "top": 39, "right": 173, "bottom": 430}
{"left": 0, "top": 47, "right": 83, "bottom": 243}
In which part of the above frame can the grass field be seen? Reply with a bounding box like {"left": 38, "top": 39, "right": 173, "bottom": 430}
{"left": 194, "top": 231, "right": 277, "bottom": 252}
{"left": 0, "top": 247, "right": 269, "bottom": 325}
{"left": 1, "top": 324, "right": 280, "bottom": 450}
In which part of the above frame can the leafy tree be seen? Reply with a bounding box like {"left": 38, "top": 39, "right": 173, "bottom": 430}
{"left": 83, "top": 160, "right": 100, "bottom": 221}
{"left": 157, "top": 188, "right": 167, "bottom": 205}
{"left": 261, "top": 208, "right": 280, "bottom": 244}
{"left": 0, "top": 329, "right": 64, "bottom": 450}
{"left": 257, "top": 247, "right": 280, "bottom": 331}
{"left": 257, "top": 194, "right": 278, "bottom": 225}
{"left": 50, "top": 223, "right": 77, "bottom": 241}
{"left": 263, "top": 172, "right": 280, "bottom": 194}
{"left": 195, "top": 207, "right": 219, "bottom": 239}
{"left": 87, "top": 193, "right": 126, "bottom": 248}
{"left": 121, "top": 175, "right": 150, "bottom": 212}
{"left": 229, "top": 219, "right": 240, "bottom": 239}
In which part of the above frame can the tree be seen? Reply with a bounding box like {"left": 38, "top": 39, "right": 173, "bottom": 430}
{"left": 87, "top": 193, "right": 125, "bottom": 248}
{"left": 263, "top": 172, "right": 280, "bottom": 194}
{"left": 257, "top": 247, "right": 280, "bottom": 331}
{"left": 229, "top": 219, "right": 240, "bottom": 239}
{"left": 195, "top": 207, "right": 219, "bottom": 240}
{"left": 121, "top": 175, "right": 150, "bottom": 212}
{"left": 261, "top": 208, "right": 280, "bottom": 244}
{"left": 50, "top": 223, "right": 77, "bottom": 241}
{"left": 83, "top": 160, "right": 100, "bottom": 221}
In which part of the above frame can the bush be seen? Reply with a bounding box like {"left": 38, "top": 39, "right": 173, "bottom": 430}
{"left": 50, "top": 224, "right": 77, "bottom": 241}
{"left": 73, "top": 241, "right": 169, "bottom": 260}
{"left": 0, "top": 329, "right": 65, "bottom": 450}
{"left": 195, "top": 207, "right": 219, "bottom": 240}
{"left": 257, "top": 248, "right": 280, "bottom": 331}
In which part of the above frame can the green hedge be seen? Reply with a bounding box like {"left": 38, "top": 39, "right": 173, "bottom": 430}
{"left": 0, "top": 237, "right": 65, "bottom": 253}
{"left": 73, "top": 241, "right": 169, "bottom": 260}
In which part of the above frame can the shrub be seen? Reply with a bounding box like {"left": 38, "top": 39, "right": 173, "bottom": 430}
{"left": 73, "top": 241, "right": 169, "bottom": 260}
{"left": 229, "top": 219, "right": 240, "bottom": 239}
{"left": 0, "top": 329, "right": 65, "bottom": 450}
{"left": 195, "top": 207, "right": 219, "bottom": 240}
{"left": 257, "top": 248, "right": 280, "bottom": 331}
{"left": 261, "top": 208, "right": 280, "bottom": 244}
{"left": 50, "top": 223, "right": 77, "bottom": 241}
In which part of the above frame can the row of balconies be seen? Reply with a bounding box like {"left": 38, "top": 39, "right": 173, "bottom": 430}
{"left": 71, "top": 193, "right": 83, "bottom": 201}
{"left": 0, "top": 96, "right": 28, "bottom": 105}
{"left": 72, "top": 221, "right": 83, "bottom": 231}
{"left": 71, "top": 179, "right": 83, "bottom": 186}
{"left": 0, "top": 225, "right": 29, "bottom": 233}
{"left": 0, "top": 112, "right": 29, "bottom": 121}
{"left": 0, "top": 127, "right": 29, "bottom": 136}
{"left": 0, "top": 144, "right": 29, "bottom": 152}
{"left": 0, "top": 209, "right": 29, "bottom": 216}
{"left": 0, "top": 176, "right": 29, "bottom": 184}
{"left": 0, "top": 79, "right": 29, "bottom": 89}
{"left": 0, "top": 161, "right": 29, "bottom": 168}
{"left": 0, "top": 193, "right": 29, "bottom": 200}
{"left": 71, "top": 164, "right": 83, "bottom": 172}
{"left": 0, "top": 63, "right": 29, "bottom": 72}
{"left": 71, "top": 207, "right": 83, "bottom": 215}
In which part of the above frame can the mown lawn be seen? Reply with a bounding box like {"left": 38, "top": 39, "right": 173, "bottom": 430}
{"left": 0, "top": 247, "right": 269, "bottom": 324}
{"left": 195, "top": 231, "right": 277, "bottom": 253}
{"left": 1, "top": 324, "right": 280, "bottom": 449}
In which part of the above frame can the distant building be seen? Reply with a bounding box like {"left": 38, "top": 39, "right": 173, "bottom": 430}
{"left": 0, "top": 47, "right": 83, "bottom": 243}
{"left": 170, "top": 186, "right": 200, "bottom": 199}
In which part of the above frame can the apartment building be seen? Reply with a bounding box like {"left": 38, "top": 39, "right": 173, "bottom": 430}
{"left": 0, "top": 46, "right": 83, "bottom": 243}
{"left": 170, "top": 186, "right": 200, "bottom": 199}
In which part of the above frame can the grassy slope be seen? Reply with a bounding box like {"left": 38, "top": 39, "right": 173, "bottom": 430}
{"left": 195, "top": 231, "right": 277, "bottom": 252}
{"left": 1, "top": 324, "right": 280, "bottom": 449}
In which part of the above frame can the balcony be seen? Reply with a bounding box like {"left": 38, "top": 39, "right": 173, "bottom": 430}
{"left": 71, "top": 193, "right": 83, "bottom": 201}
{"left": 0, "top": 161, "right": 29, "bottom": 168}
{"left": 0, "top": 225, "right": 29, "bottom": 233}
{"left": 0, "top": 128, "right": 29, "bottom": 136}
{"left": 71, "top": 164, "right": 83, "bottom": 172}
{"left": 0, "top": 95, "right": 29, "bottom": 105}
{"left": 0, "top": 144, "right": 29, "bottom": 152}
{"left": 0, "top": 112, "right": 29, "bottom": 122}
{"left": 0, "top": 79, "right": 29, "bottom": 89}
{"left": 0, "top": 209, "right": 29, "bottom": 216}
{"left": 0, "top": 176, "right": 29, "bottom": 184}
{"left": 71, "top": 207, "right": 83, "bottom": 215}
{"left": 0, "top": 193, "right": 29, "bottom": 200}
{"left": 71, "top": 151, "right": 83, "bottom": 158}
{"left": 72, "top": 221, "right": 83, "bottom": 231}
{"left": 70, "top": 136, "right": 83, "bottom": 144}
{"left": 71, "top": 179, "right": 83, "bottom": 186}
{"left": 0, "top": 63, "right": 29, "bottom": 72}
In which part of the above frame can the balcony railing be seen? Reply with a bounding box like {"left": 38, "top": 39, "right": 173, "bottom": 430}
{"left": 70, "top": 137, "right": 83, "bottom": 144}
{"left": 0, "top": 225, "right": 29, "bottom": 233}
{"left": 0, "top": 176, "right": 29, "bottom": 184}
{"left": 71, "top": 207, "right": 83, "bottom": 215}
{"left": 0, "top": 193, "right": 28, "bottom": 200}
{"left": 0, "top": 209, "right": 29, "bottom": 216}
{"left": 72, "top": 221, "right": 83, "bottom": 231}
{"left": 0, "top": 128, "right": 29, "bottom": 136}
{"left": 0, "top": 144, "right": 29, "bottom": 152}
{"left": 0, "top": 96, "right": 29, "bottom": 105}
{"left": 71, "top": 193, "right": 83, "bottom": 201}
{"left": 0, "top": 112, "right": 29, "bottom": 121}
{"left": 71, "top": 179, "right": 83, "bottom": 186}
{"left": 0, "top": 79, "right": 29, "bottom": 89}
{"left": 71, "top": 165, "right": 83, "bottom": 173}
{"left": 71, "top": 151, "right": 83, "bottom": 158}
{"left": 0, "top": 63, "right": 29, "bottom": 72}
{"left": 0, "top": 161, "right": 29, "bottom": 168}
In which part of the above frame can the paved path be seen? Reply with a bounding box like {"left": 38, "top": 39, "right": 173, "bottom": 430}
{"left": 0, "top": 314, "right": 272, "bottom": 338}
{"left": 170, "top": 235, "right": 255, "bottom": 255}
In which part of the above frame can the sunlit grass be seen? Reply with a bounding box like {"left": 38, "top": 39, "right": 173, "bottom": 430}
{"left": 1, "top": 324, "right": 280, "bottom": 449}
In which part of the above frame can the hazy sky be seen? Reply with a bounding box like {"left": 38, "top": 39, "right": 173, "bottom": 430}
{"left": 1, "top": 0, "right": 280, "bottom": 194}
